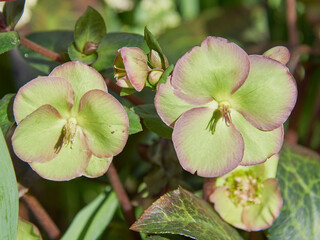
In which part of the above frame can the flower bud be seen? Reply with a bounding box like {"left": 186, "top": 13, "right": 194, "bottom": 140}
{"left": 148, "top": 50, "right": 169, "bottom": 69}
{"left": 113, "top": 47, "right": 149, "bottom": 92}
{"left": 148, "top": 69, "right": 163, "bottom": 86}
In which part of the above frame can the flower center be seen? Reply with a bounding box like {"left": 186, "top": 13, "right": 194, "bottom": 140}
{"left": 63, "top": 118, "right": 78, "bottom": 147}
{"left": 224, "top": 170, "right": 263, "bottom": 207}
{"left": 218, "top": 101, "right": 232, "bottom": 127}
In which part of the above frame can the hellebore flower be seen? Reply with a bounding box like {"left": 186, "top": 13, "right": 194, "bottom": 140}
{"left": 12, "top": 61, "right": 129, "bottom": 181}
{"left": 209, "top": 154, "right": 283, "bottom": 231}
{"left": 155, "top": 37, "right": 297, "bottom": 177}
{"left": 114, "top": 47, "right": 149, "bottom": 91}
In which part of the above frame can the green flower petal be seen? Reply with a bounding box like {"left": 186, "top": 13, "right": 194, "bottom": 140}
{"left": 210, "top": 186, "right": 246, "bottom": 230}
{"left": 263, "top": 46, "right": 290, "bottom": 65}
{"left": 242, "top": 178, "right": 283, "bottom": 231}
{"left": 120, "top": 47, "right": 149, "bottom": 92}
{"left": 49, "top": 61, "right": 107, "bottom": 113}
{"left": 77, "top": 89, "right": 129, "bottom": 158}
{"left": 12, "top": 105, "right": 66, "bottom": 163}
{"left": 172, "top": 107, "right": 244, "bottom": 177}
{"left": 30, "top": 128, "right": 91, "bottom": 181}
{"left": 230, "top": 55, "right": 297, "bottom": 130}
{"left": 83, "top": 155, "right": 113, "bottom": 178}
{"left": 231, "top": 110, "right": 283, "bottom": 166}
{"left": 172, "top": 37, "right": 250, "bottom": 105}
{"left": 14, "top": 77, "right": 74, "bottom": 123}
{"left": 155, "top": 79, "right": 216, "bottom": 127}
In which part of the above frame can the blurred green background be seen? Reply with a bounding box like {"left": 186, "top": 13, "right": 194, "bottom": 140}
{"left": 1, "top": 0, "right": 320, "bottom": 239}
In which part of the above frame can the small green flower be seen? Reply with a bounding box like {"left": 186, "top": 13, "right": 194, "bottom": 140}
{"left": 209, "top": 155, "right": 283, "bottom": 231}
{"left": 155, "top": 37, "right": 297, "bottom": 177}
{"left": 114, "top": 47, "right": 149, "bottom": 91}
{"left": 12, "top": 61, "right": 129, "bottom": 181}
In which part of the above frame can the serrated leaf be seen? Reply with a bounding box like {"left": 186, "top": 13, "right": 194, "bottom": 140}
{"left": 17, "top": 218, "right": 42, "bottom": 240}
{"left": 74, "top": 6, "right": 106, "bottom": 52}
{"left": 61, "top": 190, "right": 118, "bottom": 240}
{"left": 92, "top": 32, "right": 147, "bottom": 72}
{"left": 144, "top": 27, "right": 166, "bottom": 69}
{"left": 0, "top": 93, "right": 15, "bottom": 135}
{"left": 0, "top": 31, "right": 20, "bottom": 55}
{"left": 68, "top": 42, "right": 97, "bottom": 65}
{"left": 124, "top": 106, "right": 143, "bottom": 135}
{"left": 158, "top": 64, "right": 174, "bottom": 85}
{"left": 131, "top": 187, "right": 243, "bottom": 240}
{"left": 18, "top": 31, "right": 74, "bottom": 74}
{"left": 268, "top": 144, "right": 320, "bottom": 240}
{"left": 3, "top": 0, "right": 25, "bottom": 29}
{"left": 0, "top": 130, "right": 18, "bottom": 240}
{"left": 133, "top": 104, "right": 172, "bottom": 139}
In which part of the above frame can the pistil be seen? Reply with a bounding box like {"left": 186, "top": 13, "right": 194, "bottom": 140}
{"left": 218, "top": 102, "right": 232, "bottom": 126}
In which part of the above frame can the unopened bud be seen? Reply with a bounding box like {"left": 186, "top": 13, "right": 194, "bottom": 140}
{"left": 84, "top": 41, "right": 99, "bottom": 55}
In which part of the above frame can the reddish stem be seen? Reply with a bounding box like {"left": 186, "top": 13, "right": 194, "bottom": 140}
{"left": 107, "top": 163, "right": 142, "bottom": 240}
{"left": 286, "top": 0, "right": 299, "bottom": 47}
{"left": 19, "top": 36, "right": 65, "bottom": 63}
{"left": 22, "top": 194, "right": 60, "bottom": 240}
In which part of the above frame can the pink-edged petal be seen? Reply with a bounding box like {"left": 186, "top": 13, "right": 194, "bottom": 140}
{"left": 83, "top": 155, "right": 113, "bottom": 178}
{"left": 116, "top": 77, "right": 134, "bottom": 88}
{"left": 155, "top": 78, "right": 217, "bottom": 127}
{"left": 210, "top": 186, "right": 246, "bottom": 230}
{"left": 14, "top": 77, "right": 74, "bottom": 123}
{"left": 172, "top": 107, "right": 244, "bottom": 177}
{"left": 30, "top": 128, "right": 91, "bottom": 181}
{"left": 263, "top": 46, "right": 290, "bottom": 65}
{"left": 231, "top": 110, "right": 283, "bottom": 166}
{"left": 12, "top": 105, "right": 66, "bottom": 163}
{"left": 77, "top": 89, "right": 129, "bottom": 158}
{"left": 121, "top": 47, "right": 149, "bottom": 91}
{"left": 242, "top": 178, "right": 283, "bottom": 231}
{"left": 171, "top": 37, "right": 250, "bottom": 105}
{"left": 230, "top": 55, "right": 297, "bottom": 130}
{"left": 49, "top": 61, "right": 107, "bottom": 113}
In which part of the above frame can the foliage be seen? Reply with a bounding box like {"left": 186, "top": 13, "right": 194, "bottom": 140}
{"left": 0, "top": 0, "right": 319, "bottom": 240}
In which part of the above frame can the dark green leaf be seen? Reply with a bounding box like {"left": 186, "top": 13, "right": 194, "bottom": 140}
{"left": 0, "top": 93, "right": 15, "bottom": 135}
{"left": 92, "top": 32, "right": 147, "bottom": 72}
{"left": 268, "top": 144, "right": 320, "bottom": 240}
{"left": 158, "top": 64, "right": 174, "bottom": 85}
{"left": 17, "top": 218, "right": 42, "bottom": 240}
{"left": 134, "top": 104, "right": 172, "bottom": 139}
{"left": 18, "top": 31, "right": 74, "bottom": 74}
{"left": 61, "top": 189, "right": 118, "bottom": 240}
{"left": 147, "top": 234, "right": 189, "bottom": 240}
{"left": 131, "top": 187, "right": 243, "bottom": 240}
{"left": 124, "top": 106, "right": 143, "bottom": 135}
{"left": 68, "top": 42, "right": 97, "bottom": 65}
{"left": 144, "top": 27, "right": 166, "bottom": 69}
{"left": 0, "top": 31, "right": 20, "bottom": 55}
{"left": 0, "top": 130, "right": 18, "bottom": 240}
{"left": 74, "top": 7, "right": 106, "bottom": 52}
{"left": 3, "top": 0, "right": 25, "bottom": 29}
{"left": 120, "top": 88, "right": 136, "bottom": 97}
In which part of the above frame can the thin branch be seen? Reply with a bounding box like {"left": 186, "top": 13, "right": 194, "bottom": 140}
{"left": 107, "top": 163, "right": 142, "bottom": 240}
{"left": 22, "top": 194, "right": 60, "bottom": 240}
{"left": 19, "top": 36, "right": 65, "bottom": 63}
{"left": 286, "top": 0, "right": 299, "bottom": 47}
{"left": 202, "top": 178, "right": 216, "bottom": 202}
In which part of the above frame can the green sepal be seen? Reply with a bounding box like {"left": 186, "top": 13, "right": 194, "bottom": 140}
{"left": 74, "top": 6, "right": 106, "bottom": 53}
{"left": 144, "top": 27, "right": 166, "bottom": 69}
{"left": 0, "top": 93, "right": 15, "bottom": 135}
{"left": 68, "top": 42, "right": 97, "bottom": 65}
{"left": 17, "top": 218, "right": 42, "bottom": 240}
{"left": 0, "top": 31, "right": 20, "bottom": 55}
{"left": 124, "top": 106, "right": 143, "bottom": 135}
{"left": 158, "top": 64, "right": 174, "bottom": 85}
{"left": 3, "top": 0, "right": 25, "bottom": 29}
{"left": 120, "top": 88, "right": 136, "bottom": 96}
{"left": 134, "top": 104, "right": 173, "bottom": 139}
